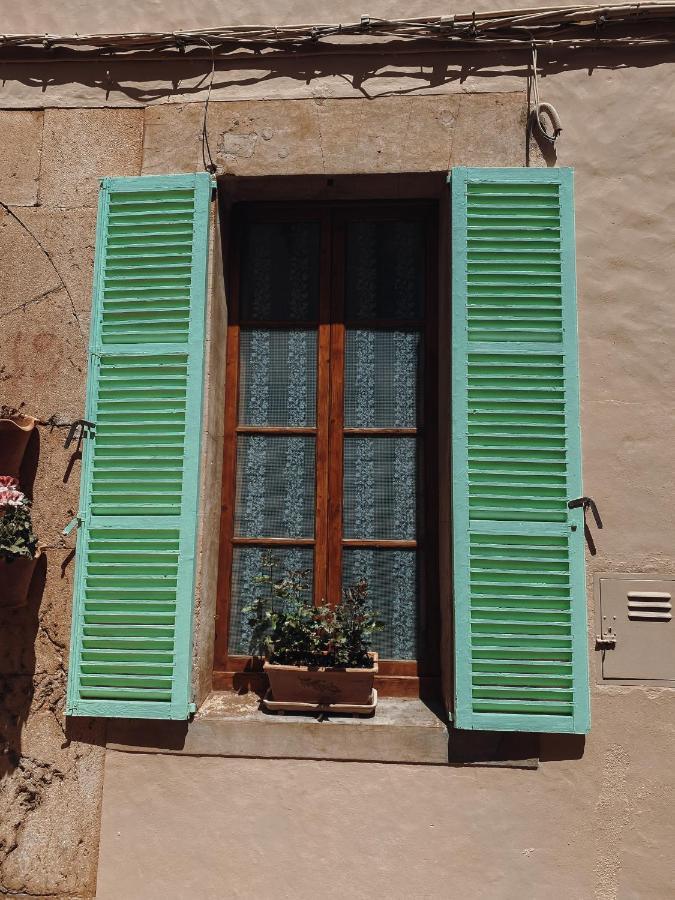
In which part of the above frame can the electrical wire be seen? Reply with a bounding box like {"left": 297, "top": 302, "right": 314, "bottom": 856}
{"left": 197, "top": 37, "right": 217, "bottom": 173}
{"left": 1, "top": 4, "right": 674, "bottom": 55}
{"left": 529, "top": 44, "right": 563, "bottom": 144}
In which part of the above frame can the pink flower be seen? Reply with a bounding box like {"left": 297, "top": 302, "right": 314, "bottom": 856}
{"left": 0, "top": 477, "right": 25, "bottom": 507}
{"left": 3, "top": 491, "right": 25, "bottom": 507}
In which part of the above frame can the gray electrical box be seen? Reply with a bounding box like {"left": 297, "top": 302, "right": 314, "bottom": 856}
{"left": 596, "top": 575, "right": 675, "bottom": 683}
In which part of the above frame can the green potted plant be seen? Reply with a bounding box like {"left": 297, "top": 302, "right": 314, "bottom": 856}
{"left": 0, "top": 476, "right": 39, "bottom": 608}
{"left": 246, "top": 553, "right": 382, "bottom": 711}
{"left": 0, "top": 406, "right": 36, "bottom": 480}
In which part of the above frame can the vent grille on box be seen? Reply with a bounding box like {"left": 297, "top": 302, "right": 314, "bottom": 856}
{"left": 78, "top": 528, "right": 180, "bottom": 703}
{"left": 101, "top": 189, "right": 195, "bottom": 345}
{"left": 466, "top": 181, "right": 562, "bottom": 344}
{"left": 627, "top": 591, "right": 672, "bottom": 621}
{"left": 91, "top": 354, "right": 188, "bottom": 516}
{"left": 469, "top": 531, "right": 574, "bottom": 717}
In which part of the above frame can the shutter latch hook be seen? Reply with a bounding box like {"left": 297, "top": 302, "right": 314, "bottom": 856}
{"left": 62, "top": 515, "right": 81, "bottom": 536}
{"left": 568, "top": 496, "right": 601, "bottom": 525}
{"left": 64, "top": 419, "right": 96, "bottom": 450}
{"left": 568, "top": 496, "right": 603, "bottom": 555}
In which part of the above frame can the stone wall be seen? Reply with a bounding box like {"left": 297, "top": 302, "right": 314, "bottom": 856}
{"left": 0, "top": 108, "right": 144, "bottom": 899}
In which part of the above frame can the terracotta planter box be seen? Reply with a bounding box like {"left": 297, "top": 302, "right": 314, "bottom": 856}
{"left": 0, "top": 552, "right": 39, "bottom": 609}
{"left": 264, "top": 653, "right": 378, "bottom": 707}
{"left": 0, "top": 415, "right": 36, "bottom": 480}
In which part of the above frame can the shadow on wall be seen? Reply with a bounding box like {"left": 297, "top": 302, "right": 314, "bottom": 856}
{"left": 0, "top": 427, "right": 104, "bottom": 786}
{"left": 0, "top": 429, "right": 45, "bottom": 782}
{"left": 447, "top": 722, "right": 585, "bottom": 767}
{"left": 0, "top": 557, "right": 47, "bottom": 781}
{"left": 1, "top": 44, "right": 670, "bottom": 107}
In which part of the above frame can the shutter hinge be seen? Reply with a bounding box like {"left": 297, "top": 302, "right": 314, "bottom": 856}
{"left": 64, "top": 419, "right": 96, "bottom": 450}
{"left": 62, "top": 515, "right": 81, "bottom": 536}
{"left": 188, "top": 701, "right": 197, "bottom": 715}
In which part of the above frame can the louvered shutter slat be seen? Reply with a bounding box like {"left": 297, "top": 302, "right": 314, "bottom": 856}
{"left": 451, "top": 167, "right": 590, "bottom": 734}
{"left": 67, "top": 173, "right": 211, "bottom": 719}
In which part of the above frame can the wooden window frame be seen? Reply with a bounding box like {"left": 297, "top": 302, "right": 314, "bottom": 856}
{"left": 213, "top": 200, "right": 439, "bottom": 698}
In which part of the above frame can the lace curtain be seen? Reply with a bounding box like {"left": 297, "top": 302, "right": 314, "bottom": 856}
{"left": 342, "top": 218, "right": 425, "bottom": 659}
{"left": 229, "top": 220, "right": 320, "bottom": 654}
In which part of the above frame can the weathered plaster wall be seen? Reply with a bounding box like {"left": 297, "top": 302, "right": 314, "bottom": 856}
{"left": 0, "top": 37, "right": 674, "bottom": 900}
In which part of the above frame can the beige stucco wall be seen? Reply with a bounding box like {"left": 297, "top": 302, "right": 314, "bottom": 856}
{"left": 1, "top": 23, "right": 674, "bottom": 899}
{"left": 0, "top": 0, "right": 547, "bottom": 32}
{"left": 96, "top": 689, "right": 675, "bottom": 900}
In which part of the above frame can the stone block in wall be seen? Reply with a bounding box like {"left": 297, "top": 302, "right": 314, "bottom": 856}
{"left": 142, "top": 103, "right": 204, "bottom": 175}
{"left": 39, "top": 108, "right": 144, "bottom": 208}
{"left": 449, "top": 92, "right": 526, "bottom": 167}
{"left": 210, "top": 99, "right": 325, "bottom": 176}
{"left": 0, "top": 111, "right": 43, "bottom": 206}
{"left": 0, "top": 206, "right": 61, "bottom": 314}
{"left": 142, "top": 93, "right": 526, "bottom": 177}
{"left": 19, "top": 205, "right": 97, "bottom": 336}
{"left": 2, "top": 285, "right": 87, "bottom": 421}
{"left": 315, "top": 95, "right": 461, "bottom": 174}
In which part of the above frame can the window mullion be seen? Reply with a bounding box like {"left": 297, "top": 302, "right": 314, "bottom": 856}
{"left": 325, "top": 214, "right": 346, "bottom": 608}
{"left": 313, "top": 209, "right": 333, "bottom": 607}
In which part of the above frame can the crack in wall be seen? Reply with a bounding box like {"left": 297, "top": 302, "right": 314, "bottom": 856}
{"left": 313, "top": 99, "right": 326, "bottom": 175}
{"left": 0, "top": 201, "right": 86, "bottom": 345}
{"left": 0, "top": 285, "right": 64, "bottom": 321}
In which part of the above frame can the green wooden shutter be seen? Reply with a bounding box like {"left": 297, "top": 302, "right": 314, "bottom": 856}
{"left": 66, "top": 173, "right": 212, "bottom": 719}
{"left": 451, "top": 167, "right": 589, "bottom": 734}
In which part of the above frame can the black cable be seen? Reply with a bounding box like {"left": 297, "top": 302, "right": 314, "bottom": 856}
{"left": 197, "top": 37, "right": 217, "bottom": 174}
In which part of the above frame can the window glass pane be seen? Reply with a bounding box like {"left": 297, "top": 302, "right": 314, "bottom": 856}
{"left": 345, "top": 220, "right": 425, "bottom": 320}
{"left": 342, "top": 548, "right": 418, "bottom": 660}
{"left": 229, "top": 546, "right": 314, "bottom": 654}
{"left": 343, "top": 437, "right": 418, "bottom": 540}
{"left": 344, "top": 330, "right": 422, "bottom": 428}
{"left": 239, "top": 329, "right": 317, "bottom": 427}
{"left": 240, "top": 221, "right": 320, "bottom": 321}
{"left": 234, "top": 436, "right": 315, "bottom": 538}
